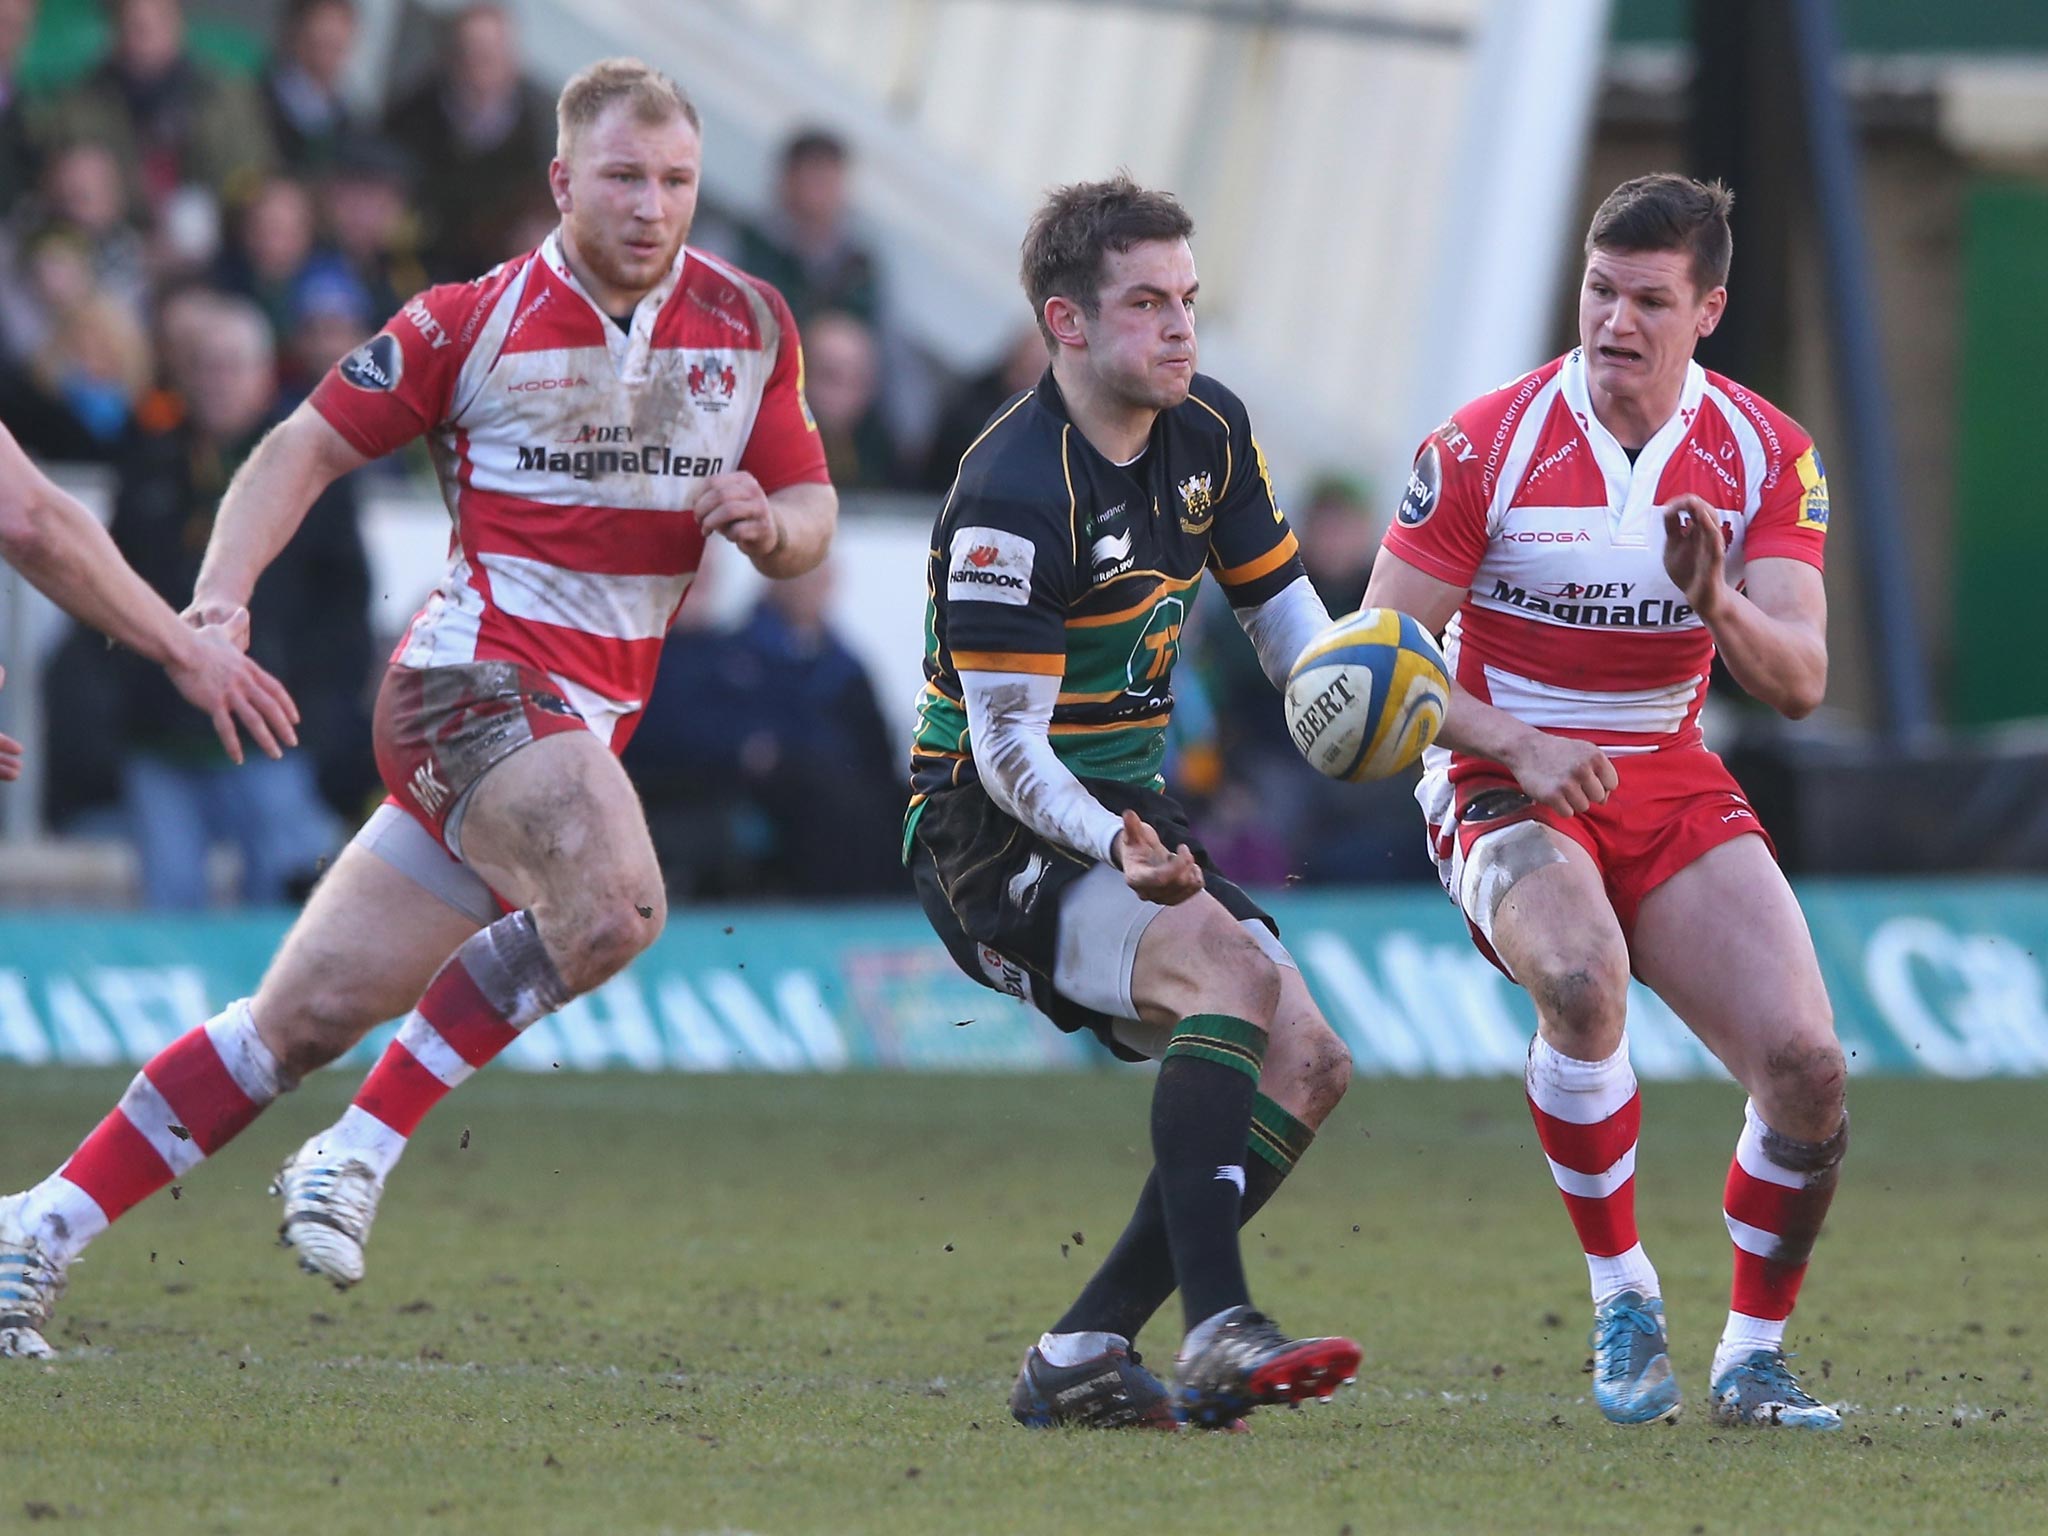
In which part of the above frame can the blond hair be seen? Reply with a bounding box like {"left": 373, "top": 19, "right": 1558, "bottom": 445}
{"left": 556, "top": 58, "right": 699, "bottom": 161}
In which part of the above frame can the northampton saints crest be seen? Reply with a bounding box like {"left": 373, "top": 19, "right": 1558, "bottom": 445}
{"left": 1176, "top": 471, "right": 1215, "bottom": 534}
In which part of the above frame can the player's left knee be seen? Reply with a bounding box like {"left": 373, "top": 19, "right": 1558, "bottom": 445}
{"left": 1271, "top": 1012, "right": 1351, "bottom": 1122}
{"left": 1760, "top": 1034, "right": 1847, "bottom": 1128}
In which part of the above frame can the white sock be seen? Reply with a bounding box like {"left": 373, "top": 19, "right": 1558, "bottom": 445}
{"left": 1036, "top": 1330, "right": 1126, "bottom": 1367}
{"left": 1714, "top": 1311, "right": 1786, "bottom": 1380}
{"left": 305, "top": 1104, "right": 409, "bottom": 1180}
{"left": 1588, "top": 1242, "right": 1661, "bottom": 1305}
{"left": 15, "top": 1176, "right": 107, "bottom": 1267}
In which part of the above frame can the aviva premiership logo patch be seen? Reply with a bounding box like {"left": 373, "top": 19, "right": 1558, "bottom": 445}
{"left": 1794, "top": 446, "right": 1829, "bottom": 532}
{"left": 1176, "top": 472, "right": 1215, "bottom": 534}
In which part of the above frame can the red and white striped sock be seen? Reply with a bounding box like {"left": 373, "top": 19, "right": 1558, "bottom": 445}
{"left": 313, "top": 911, "right": 570, "bottom": 1178}
{"left": 1715, "top": 1100, "right": 1845, "bottom": 1378}
{"left": 1525, "top": 1034, "right": 1660, "bottom": 1303}
{"left": 19, "top": 1001, "right": 288, "bottom": 1263}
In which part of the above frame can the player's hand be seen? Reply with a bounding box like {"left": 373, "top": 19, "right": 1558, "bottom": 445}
{"left": 1661, "top": 493, "right": 1730, "bottom": 618}
{"left": 1503, "top": 729, "right": 1616, "bottom": 817}
{"left": 165, "top": 626, "right": 301, "bottom": 765}
{"left": 0, "top": 664, "right": 21, "bottom": 782}
{"left": 695, "top": 472, "right": 786, "bottom": 561}
{"left": 1111, "top": 809, "right": 1204, "bottom": 905}
{"left": 181, "top": 598, "right": 253, "bottom": 651}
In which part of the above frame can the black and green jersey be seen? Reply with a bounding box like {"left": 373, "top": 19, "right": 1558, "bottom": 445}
{"left": 909, "top": 366, "right": 1306, "bottom": 821}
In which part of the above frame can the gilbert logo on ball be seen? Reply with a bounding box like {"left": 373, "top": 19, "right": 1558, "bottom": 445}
{"left": 1284, "top": 608, "right": 1451, "bottom": 782}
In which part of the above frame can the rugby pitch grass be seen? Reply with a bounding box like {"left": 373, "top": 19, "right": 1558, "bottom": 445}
{"left": 0, "top": 1071, "right": 2041, "bottom": 1535}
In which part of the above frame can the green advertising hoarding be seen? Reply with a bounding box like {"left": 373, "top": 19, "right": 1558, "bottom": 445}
{"left": 0, "top": 881, "right": 2045, "bottom": 1078}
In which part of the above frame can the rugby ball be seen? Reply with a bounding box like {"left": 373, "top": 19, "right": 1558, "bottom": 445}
{"left": 1284, "top": 608, "right": 1451, "bottom": 782}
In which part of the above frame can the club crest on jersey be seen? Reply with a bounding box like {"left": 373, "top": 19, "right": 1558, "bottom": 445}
{"left": 1398, "top": 441, "right": 1442, "bottom": 527}
{"left": 686, "top": 354, "right": 739, "bottom": 411}
{"left": 1795, "top": 446, "right": 1830, "bottom": 531}
{"left": 339, "top": 332, "right": 402, "bottom": 393}
{"left": 1176, "top": 472, "right": 1215, "bottom": 534}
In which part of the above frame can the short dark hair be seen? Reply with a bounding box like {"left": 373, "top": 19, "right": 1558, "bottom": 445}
{"left": 1585, "top": 173, "right": 1734, "bottom": 294}
{"left": 283, "top": 0, "right": 354, "bottom": 31}
{"left": 782, "top": 128, "right": 848, "bottom": 172}
{"left": 1020, "top": 174, "right": 1194, "bottom": 349}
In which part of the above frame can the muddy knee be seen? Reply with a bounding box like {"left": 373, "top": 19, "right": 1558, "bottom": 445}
{"left": 546, "top": 890, "right": 665, "bottom": 993}
{"left": 1757, "top": 1036, "right": 1847, "bottom": 1138}
{"left": 1269, "top": 1024, "right": 1351, "bottom": 1122}
{"left": 1525, "top": 949, "right": 1630, "bottom": 1054}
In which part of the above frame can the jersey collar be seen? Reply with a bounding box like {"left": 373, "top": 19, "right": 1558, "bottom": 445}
{"left": 539, "top": 229, "right": 687, "bottom": 384}
{"left": 1562, "top": 348, "right": 1707, "bottom": 544}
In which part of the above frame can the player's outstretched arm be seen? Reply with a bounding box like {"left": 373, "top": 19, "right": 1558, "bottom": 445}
{"left": 1364, "top": 547, "right": 1616, "bottom": 815}
{"left": 0, "top": 424, "right": 300, "bottom": 764}
{"left": 1660, "top": 495, "right": 1827, "bottom": 719}
{"left": 190, "top": 400, "right": 369, "bottom": 624}
{"left": 695, "top": 474, "right": 837, "bottom": 580}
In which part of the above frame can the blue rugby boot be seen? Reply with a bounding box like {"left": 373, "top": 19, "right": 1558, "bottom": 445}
{"left": 1008, "top": 1338, "right": 1180, "bottom": 1430}
{"left": 1590, "top": 1290, "right": 1681, "bottom": 1424}
{"left": 1173, "top": 1306, "right": 1361, "bottom": 1429}
{"left": 1708, "top": 1350, "right": 1842, "bottom": 1429}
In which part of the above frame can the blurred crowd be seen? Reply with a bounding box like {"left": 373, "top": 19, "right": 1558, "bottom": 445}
{"left": 1, "top": 0, "right": 1415, "bottom": 908}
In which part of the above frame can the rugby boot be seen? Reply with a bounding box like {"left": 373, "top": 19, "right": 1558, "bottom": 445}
{"left": 1173, "top": 1306, "right": 1360, "bottom": 1428}
{"left": 271, "top": 1137, "right": 384, "bottom": 1289}
{"left": 0, "top": 1194, "right": 65, "bottom": 1360}
{"left": 1590, "top": 1290, "right": 1681, "bottom": 1424}
{"left": 1708, "top": 1349, "right": 1842, "bottom": 1429}
{"left": 1009, "top": 1339, "right": 1180, "bottom": 1430}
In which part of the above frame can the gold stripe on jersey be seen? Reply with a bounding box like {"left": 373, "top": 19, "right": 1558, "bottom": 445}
{"left": 1065, "top": 572, "right": 1203, "bottom": 629}
{"left": 1214, "top": 530, "right": 1301, "bottom": 588}
{"left": 951, "top": 649, "right": 1066, "bottom": 676}
{"left": 1186, "top": 392, "right": 1235, "bottom": 502}
{"left": 1050, "top": 713, "right": 1170, "bottom": 735}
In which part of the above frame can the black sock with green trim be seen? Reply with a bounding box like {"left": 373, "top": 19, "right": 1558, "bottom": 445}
{"left": 1148, "top": 1013, "right": 1268, "bottom": 1332}
{"left": 1053, "top": 1093, "right": 1315, "bottom": 1341}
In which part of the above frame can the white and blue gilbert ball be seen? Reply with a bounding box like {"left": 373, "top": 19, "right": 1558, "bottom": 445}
{"left": 1283, "top": 608, "right": 1451, "bottom": 782}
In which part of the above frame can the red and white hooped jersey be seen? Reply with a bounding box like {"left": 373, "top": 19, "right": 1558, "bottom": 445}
{"left": 310, "top": 232, "right": 828, "bottom": 747}
{"left": 1383, "top": 346, "right": 1829, "bottom": 778}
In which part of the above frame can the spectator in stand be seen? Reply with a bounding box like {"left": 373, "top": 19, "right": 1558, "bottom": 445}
{"left": 260, "top": 0, "right": 361, "bottom": 174}
{"left": 213, "top": 173, "right": 322, "bottom": 338}
{"left": 317, "top": 134, "right": 422, "bottom": 320}
{"left": 731, "top": 127, "right": 880, "bottom": 328}
{"left": 0, "top": 140, "right": 151, "bottom": 368}
{"left": 279, "top": 259, "right": 371, "bottom": 398}
{"left": 627, "top": 561, "right": 904, "bottom": 899}
{"left": 0, "top": 258, "right": 152, "bottom": 462}
{"left": 109, "top": 293, "right": 369, "bottom": 907}
{"left": 1295, "top": 472, "right": 1378, "bottom": 617}
{"left": 920, "top": 324, "right": 1044, "bottom": 489}
{"left": 33, "top": 0, "right": 273, "bottom": 221}
{"left": 0, "top": 0, "right": 37, "bottom": 216}
{"left": 381, "top": 2, "right": 552, "bottom": 281}
{"left": 802, "top": 308, "right": 902, "bottom": 491}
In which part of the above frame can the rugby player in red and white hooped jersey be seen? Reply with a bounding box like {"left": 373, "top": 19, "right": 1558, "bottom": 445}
{"left": 1363, "top": 175, "right": 1846, "bottom": 1430}
{"left": 0, "top": 58, "right": 834, "bottom": 1357}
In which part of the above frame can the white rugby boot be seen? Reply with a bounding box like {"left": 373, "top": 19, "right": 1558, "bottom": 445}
{"left": 0, "top": 1193, "right": 67, "bottom": 1359}
{"left": 271, "top": 1137, "right": 385, "bottom": 1289}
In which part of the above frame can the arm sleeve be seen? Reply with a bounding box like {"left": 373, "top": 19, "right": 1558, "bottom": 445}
{"left": 1743, "top": 434, "right": 1830, "bottom": 570}
{"left": 961, "top": 669, "right": 1123, "bottom": 864}
{"left": 1379, "top": 428, "right": 1491, "bottom": 587}
{"left": 1234, "top": 573, "right": 1334, "bottom": 692}
{"left": 308, "top": 283, "right": 482, "bottom": 460}
{"left": 737, "top": 279, "right": 831, "bottom": 493}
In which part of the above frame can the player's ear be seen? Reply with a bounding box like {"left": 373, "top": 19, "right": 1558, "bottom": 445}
{"left": 548, "top": 157, "right": 573, "bottom": 214}
{"left": 1696, "top": 284, "right": 1727, "bottom": 340}
{"left": 1042, "top": 295, "right": 1089, "bottom": 351}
